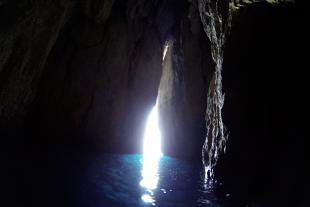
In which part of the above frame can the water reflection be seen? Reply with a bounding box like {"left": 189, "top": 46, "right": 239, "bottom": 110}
{"left": 140, "top": 105, "right": 162, "bottom": 205}
{"left": 86, "top": 107, "right": 229, "bottom": 206}
{"left": 141, "top": 194, "right": 155, "bottom": 203}
{"left": 89, "top": 154, "right": 229, "bottom": 207}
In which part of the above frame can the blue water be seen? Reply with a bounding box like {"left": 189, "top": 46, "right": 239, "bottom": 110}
{"left": 82, "top": 154, "right": 230, "bottom": 207}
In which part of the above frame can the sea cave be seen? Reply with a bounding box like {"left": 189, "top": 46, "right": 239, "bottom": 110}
{"left": 1, "top": 0, "right": 308, "bottom": 206}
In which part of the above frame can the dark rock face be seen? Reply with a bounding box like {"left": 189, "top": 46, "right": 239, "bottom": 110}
{"left": 0, "top": 0, "right": 72, "bottom": 125}
{"left": 32, "top": 0, "right": 164, "bottom": 153}
{"left": 216, "top": 3, "right": 308, "bottom": 206}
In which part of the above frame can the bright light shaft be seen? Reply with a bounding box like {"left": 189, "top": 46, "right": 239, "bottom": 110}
{"left": 143, "top": 105, "right": 162, "bottom": 160}
{"left": 140, "top": 105, "right": 162, "bottom": 191}
{"left": 163, "top": 43, "right": 169, "bottom": 60}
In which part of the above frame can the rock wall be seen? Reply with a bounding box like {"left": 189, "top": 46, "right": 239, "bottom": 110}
{"left": 0, "top": 0, "right": 212, "bottom": 159}
{"left": 31, "top": 0, "right": 164, "bottom": 153}
{"left": 216, "top": 3, "right": 307, "bottom": 205}
{"left": 158, "top": 1, "right": 212, "bottom": 159}
{"left": 0, "top": 0, "right": 73, "bottom": 126}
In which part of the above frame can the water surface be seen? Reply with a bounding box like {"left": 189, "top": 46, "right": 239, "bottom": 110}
{"left": 84, "top": 154, "right": 231, "bottom": 207}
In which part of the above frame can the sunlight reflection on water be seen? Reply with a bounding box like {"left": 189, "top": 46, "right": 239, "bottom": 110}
{"left": 140, "top": 105, "right": 163, "bottom": 205}
{"left": 87, "top": 107, "right": 231, "bottom": 206}
{"left": 89, "top": 153, "right": 229, "bottom": 207}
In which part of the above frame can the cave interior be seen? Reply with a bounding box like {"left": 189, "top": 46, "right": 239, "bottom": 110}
{"left": 1, "top": 0, "right": 308, "bottom": 207}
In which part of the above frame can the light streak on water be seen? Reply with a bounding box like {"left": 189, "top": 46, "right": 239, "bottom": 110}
{"left": 140, "top": 105, "right": 162, "bottom": 205}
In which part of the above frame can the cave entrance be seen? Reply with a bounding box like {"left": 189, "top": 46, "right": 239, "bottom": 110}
{"left": 141, "top": 40, "right": 171, "bottom": 160}
{"left": 139, "top": 40, "right": 172, "bottom": 204}
{"left": 141, "top": 38, "right": 172, "bottom": 159}
{"left": 142, "top": 104, "right": 162, "bottom": 162}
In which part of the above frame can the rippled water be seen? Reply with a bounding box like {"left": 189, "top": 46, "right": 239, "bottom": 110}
{"left": 85, "top": 154, "right": 231, "bottom": 207}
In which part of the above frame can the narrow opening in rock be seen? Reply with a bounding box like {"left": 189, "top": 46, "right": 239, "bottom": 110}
{"left": 139, "top": 41, "right": 172, "bottom": 204}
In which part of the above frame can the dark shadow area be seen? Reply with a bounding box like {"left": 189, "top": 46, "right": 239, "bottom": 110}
{"left": 217, "top": 2, "right": 309, "bottom": 207}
